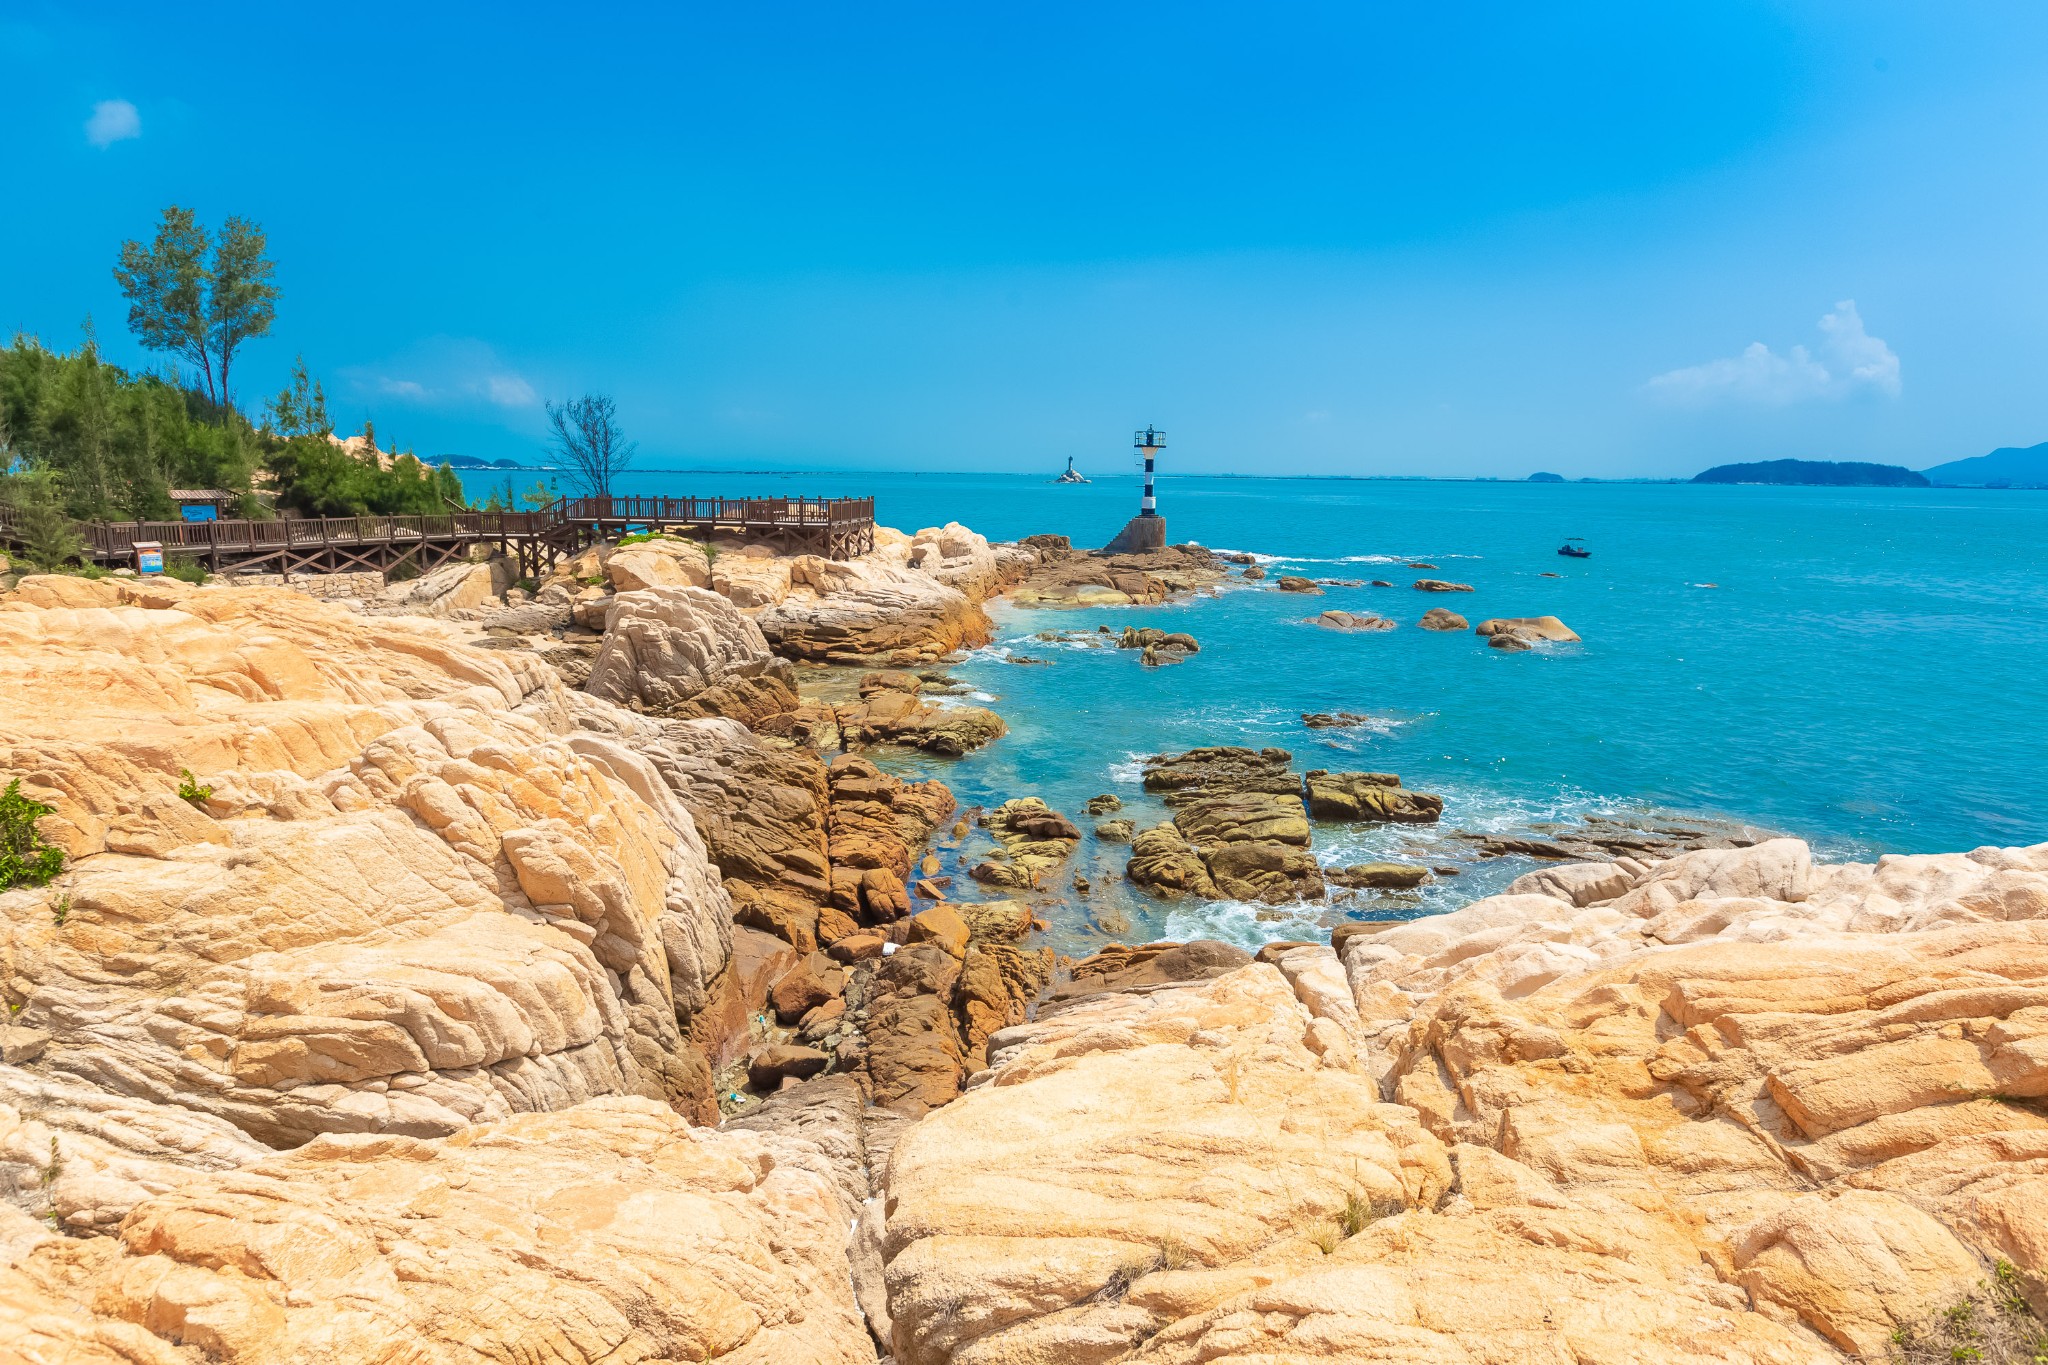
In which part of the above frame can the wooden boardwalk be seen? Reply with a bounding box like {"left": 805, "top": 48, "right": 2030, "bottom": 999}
{"left": 0, "top": 493, "right": 876, "bottom": 578}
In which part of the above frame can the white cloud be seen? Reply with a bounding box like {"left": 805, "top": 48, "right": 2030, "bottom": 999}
{"left": 85, "top": 99, "right": 141, "bottom": 148}
{"left": 484, "top": 374, "right": 538, "bottom": 408}
{"left": 1646, "top": 300, "right": 1900, "bottom": 407}
{"left": 353, "top": 340, "right": 540, "bottom": 413}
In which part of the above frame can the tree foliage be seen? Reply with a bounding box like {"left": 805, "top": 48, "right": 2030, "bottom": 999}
{"left": 113, "top": 207, "right": 279, "bottom": 407}
{"left": 545, "top": 394, "right": 635, "bottom": 497}
{"left": 0, "top": 329, "right": 258, "bottom": 522}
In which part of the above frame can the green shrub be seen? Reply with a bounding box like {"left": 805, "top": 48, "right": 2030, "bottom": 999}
{"left": 176, "top": 769, "right": 213, "bottom": 807}
{"left": 0, "top": 778, "right": 64, "bottom": 890}
{"left": 162, "top": 553, "right": 207, "bottom": 584}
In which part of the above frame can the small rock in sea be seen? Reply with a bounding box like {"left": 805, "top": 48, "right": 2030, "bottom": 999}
{"left": 1325, "top": 862, "right": 1431, "bottom": 889}
{"left": 1490, "top": 633, "right": 1533, "bottom": 652}
{"left": 1275, "top": 576, "right": 1322, "bottom": 594}
{"left": 1433, "top": 865, "right": 1461, "bottom": 876}
{"left": 1094, "top": 818, "right": 1136, "bottom": 842}
{"left": 1475, "top": 616, "right": 1578, "bottom": 642}
{"left": 1369, "top": 579, "right": 1394, "bottom": 587}
{"left": 1302, "top": 712, "right": 1379, "bottom": 729}
{"left": 1218, "top": 551, "right": 1258, "bottom": 565}
{"left": 1539, "top": 572, "right": 1562, "bottom": 578}
{"left": 1412, "top": 579, "right": 1475, "bottom": 592}
{"left": 1418, "top": 607, "right": 1468, "bottom": 631}
{"left": 1007, "top": 654, "right": 1053, "bottom": 666}
{"left": 1312, "top": 610, "right": 1395, "bottom": 632}
{"left": 1242, "top": 565, "right": 1267, "bottom": 580}
{"left": 1315, "top": 578, "right": 1365, "bottom": 587}
{"left": 1408, "top": 561, "right": 1438, "bottom": 569}
{"left": 1085, "top": 794, "right": 1123, "bottom": 814}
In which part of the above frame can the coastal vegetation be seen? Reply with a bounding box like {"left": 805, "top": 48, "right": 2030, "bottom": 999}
{"left": 0, "top": 777, "right": 65, "bottom": 890}
{"left": 0, "top": 206, "right": 479, "bottom": 552}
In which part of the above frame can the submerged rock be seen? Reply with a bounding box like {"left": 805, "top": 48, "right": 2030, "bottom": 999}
{"left": 1413, "top": 578, "right": 1476, "bottom": 592}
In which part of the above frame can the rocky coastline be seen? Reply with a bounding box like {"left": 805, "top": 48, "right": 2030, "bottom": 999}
{"left": 2, "top": 521, "right": 2044, "bottom": 1363}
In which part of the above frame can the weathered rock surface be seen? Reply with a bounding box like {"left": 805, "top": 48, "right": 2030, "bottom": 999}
{"left": 375, "top": 555, "right": 516, "bottom": 618}
{"left": 5, "top": 1098, "right": 875, "bottom": 1363}
{"left": 969, "top": 797, "right": 1080, "bottom": 890}
{"left": 584, "top": 585, "right": 789, "bottom": 711}
{"left": 1275, "top": 575, "right": 1323, "bottom": 594}
{"left": 1003, "top": 541, "right": 1225, "bottom": 608}
{"left": 1305, "top": 768, "right": 1445, "bottom": 823}
{"left": 879, "top": 838, "right": 2048, "bottom": 1363}
{"left": 0, "top": 580, "right": 736, "bottom": 1141}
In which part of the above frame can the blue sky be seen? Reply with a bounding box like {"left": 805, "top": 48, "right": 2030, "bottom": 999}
{"left": 6, "top": 2, "right": 2048, "bottom": 476}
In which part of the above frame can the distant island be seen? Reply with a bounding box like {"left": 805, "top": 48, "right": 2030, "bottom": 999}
{"left": 1692, "top": 459, "right": 1930, "bottom": 488}
{"left": 1921, "top": 440, "right": 2048, "bottom": 488}
{"left": 438, "top": 454, "right": 531, "bottom": 470}
{"left": 1526, "top": 471, "right": 1565, "bottom": 483}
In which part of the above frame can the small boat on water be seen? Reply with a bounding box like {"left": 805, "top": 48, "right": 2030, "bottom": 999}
{"left": 1054, "top": 456, "right": 1090, "bottom": 484}
{"left": 1557, "top": 537, "right": 1591, "bottom": 559}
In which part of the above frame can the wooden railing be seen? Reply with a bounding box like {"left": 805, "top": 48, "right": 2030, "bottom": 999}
{"left": 557, "top": 495, "right": 874, "bottom": 527}
{"left": 71, "top": 511, "right": 553, "bottom": 559}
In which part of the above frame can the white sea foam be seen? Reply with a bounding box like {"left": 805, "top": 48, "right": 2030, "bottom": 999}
{"left": 1159, "top": 898, "right": 1326, "bottom": 950}
{"left": 1107, "top": 754, "right": 1148, "bottom": 785}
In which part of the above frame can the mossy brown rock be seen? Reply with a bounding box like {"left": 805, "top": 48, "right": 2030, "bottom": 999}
{"left": 1305, "top": 768, "right": 1445, "bottom": 823}
{"left": 1125, "top": 824, "right": 1219, "bottom": 900}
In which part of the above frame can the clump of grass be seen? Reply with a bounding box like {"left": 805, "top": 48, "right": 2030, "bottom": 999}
{"left": 1887, "top": 1261, "right": 2048, "bottom": 1364}
{"left": 176, "top": 769, "right": 214, "bottom": 807}
{"left": 1154, "top": 1237, "right": 1196, "bottom": 1272}
{"left": 51, "top": 894, "right": 71, "bottom": 927}
{"left": 1341, "top": 1189, "right": 1406, "bottom": 1237}
{"left": 39, "top": 1135, "right": 63, "bottom": 1189}
{"left": 1, "top": 778, "right": 65, "bottom": 891}
{"left": 161, "top": 553, "right": 207, "bottom": 585}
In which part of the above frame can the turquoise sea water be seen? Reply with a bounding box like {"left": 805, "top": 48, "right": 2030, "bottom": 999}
{"left": 467, "top": 468, "right": 2048, "bottom": 948}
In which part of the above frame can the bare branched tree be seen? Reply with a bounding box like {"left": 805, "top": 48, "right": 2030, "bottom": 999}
{"left": 544, "top": 394, "right": 636, "bottom": 498}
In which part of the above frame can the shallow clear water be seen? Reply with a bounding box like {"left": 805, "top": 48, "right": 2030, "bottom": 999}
{"left": 470, "top": 467, "right": 2048, "bottom": 950}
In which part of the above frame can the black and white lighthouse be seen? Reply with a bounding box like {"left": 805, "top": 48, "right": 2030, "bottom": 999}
{"left": 1104, "top": 425, "right": 1169, "bottom": 552}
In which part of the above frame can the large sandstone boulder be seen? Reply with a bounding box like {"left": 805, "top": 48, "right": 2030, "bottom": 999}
{"left": 755, "top": 554, "right": 991, "bottom": 663}
{"left": 584, "top": 585, "right": 787, "bottom": 711}
{"left": 0, "top": 581, "right": 735, "bottom": 1142}
{"left": 603, "top": 537, "right": 712, "bottom": 593}
{"left": 377, "top": 554, "right": 516, "bottom": 617}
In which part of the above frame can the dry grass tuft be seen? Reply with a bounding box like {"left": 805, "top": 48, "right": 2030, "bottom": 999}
{"left": 1886, "top": 1262, "right": 2048, "bottom": 1364}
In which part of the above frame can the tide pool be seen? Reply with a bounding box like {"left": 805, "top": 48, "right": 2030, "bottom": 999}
{"left": 466, "top": 468, "right": 2048, "bottom": 948}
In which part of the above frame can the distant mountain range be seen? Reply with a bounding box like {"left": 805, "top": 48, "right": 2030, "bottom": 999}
{"left": 1921, "top": 440, "right": 2048, "bottom": 488}
{"left": 1693, "top": 459, "right": 1930, "bottom": 488}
